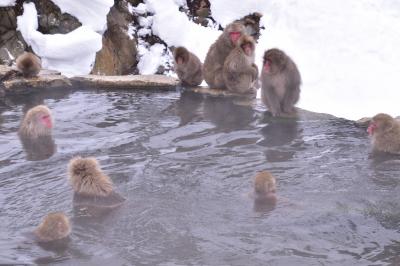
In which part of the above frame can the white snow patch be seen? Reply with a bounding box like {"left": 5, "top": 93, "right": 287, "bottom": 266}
{"left": 137, "top": 43, "right": 166, "bottom": 74}
{"left": 129, "top": 3, "right": 147, "bottom": 15}
{"left": 50, "top": 0, "right": 113, "bottom": 33}
{"left": 127, "top": 24, "right": 136, "bottom": 39}
{"left": 145, "top": 0, "right": 220, "bottom": 61}
{"left": 138, "top": 28, "right": 151, "bottom": 37}
{"left": 210, "top": 0, "right": 264, "bottom": 27}
{"left": 139, "top": 16, "right": 153, "bottom": 28}
{"left": 0, "top": 0, "right": 15, "bottom": 7}
{"left": 17, "top": 2, "right": 102, "bottom": 77}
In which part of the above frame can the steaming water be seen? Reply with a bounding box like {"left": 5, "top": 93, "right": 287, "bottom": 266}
{"left": 1, "top": 89, "right": 400, "bottom": 265}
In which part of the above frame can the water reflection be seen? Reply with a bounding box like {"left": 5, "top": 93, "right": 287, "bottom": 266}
{"left": 19, "top": 135, "right": 56, "bottom": 161}
{"left": 174, "top": 90, "right": 204, "bottom": 126}
{"left": 203, "top": 96, "right": 256, "bottom": 131}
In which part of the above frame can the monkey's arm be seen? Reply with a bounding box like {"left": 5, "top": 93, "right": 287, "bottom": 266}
{"left": 262, "top": 84, "right": 281, "bottom": 116}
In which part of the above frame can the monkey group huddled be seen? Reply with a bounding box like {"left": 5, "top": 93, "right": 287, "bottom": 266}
{"left": 174, "top": 20, "right": 301, "bottom": 117}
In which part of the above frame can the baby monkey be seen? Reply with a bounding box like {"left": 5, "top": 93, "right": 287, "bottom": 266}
{"left": 261, "top": 48, "right": 301, "bottom": 116}
{"left": 223, "top": 35, "right": 258, "bottom": 94}
{"left": 34, "top": 212, "right": 71, "bottom": 242}
{"left": 173, "top": 47, "right": 203, "bottom": 86}
{"left": 367, "top": 113, "right": 400, "bottom": 154}
{"left": 68, "top": 156, "right": 126, "bottom": 210}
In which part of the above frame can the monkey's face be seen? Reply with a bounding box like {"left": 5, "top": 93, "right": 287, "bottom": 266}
{"left": 176, "top": 56, "right": 185, "bottom": 65}
{"left": 226, "top": 22, "right": 245, "bottom": 45}
{"left": 241, "top": 41, "right": 254, "bottom": 56}
{"left": 36, "top": 111, "right": 53, "bottom": 129}
{"left": 263, "top": 49, "right": 286, "bottom": 74}
{"left": 368, "top": 114, "right": 394, "bottom": 136}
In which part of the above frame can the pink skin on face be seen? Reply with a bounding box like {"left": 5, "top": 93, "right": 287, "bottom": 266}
{"left": 40, "top": 115, "right": 52, "bottom": 129}
{"left": 367, "top": 122, "right": 377, "bottom": 136}
{"left": 177, "top": 57, "right": 183, "bottom": 65}
{"left": 263, "top": 60, "right": 271, "bottom": 73}
{"left": 243, "top": 44, "right": 252, "bottom": 56}
{"left": 229, "top": 32, "right": 241, "bottom": 44}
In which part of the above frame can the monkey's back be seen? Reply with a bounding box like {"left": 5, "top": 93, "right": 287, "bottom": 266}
{"left": 372, "top": 123, "right": 400, "bottom": 154}
{"left": 203, "top": 34, "right": 233, "bottom": 88}
{"left": 16, "top": 52, "right": 42, "bottom": 78}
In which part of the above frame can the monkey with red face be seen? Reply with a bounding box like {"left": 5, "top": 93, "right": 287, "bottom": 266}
{"left": 203, "top": 22, "right": 245, "bottom": 89}
{"left": 261, "top": 48, "right": 301, "bottom": 117}
{"left": 367, "top": 113, "right": 400, "bottom": 154}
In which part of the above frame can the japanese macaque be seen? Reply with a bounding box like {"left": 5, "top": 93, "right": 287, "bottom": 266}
{"left": 18, "top": 105, "right": 55, "bottom": 160}
{"left": 173, "top": 47, "right": 203, "bottom": 86}
{"left": 19, "top": 105, "right": 53, "bottom": 139}
{"left": 16, "top": 52, "right": 42, "bottom": 78}
{"left": 367, "top": 113, "right": 400, "bottom": 154}
{"left": 203, "top": 22, "right": 245, "bottom": 89}
{"left": 68, "top": 157, "right": 126, "bottom": 210}
{"left": 223, "top": 35, "right": 258, "bottom": 94}
{"left": 261, "top": 48, "right": 301, "bottom": 117}
{"left": 254, "top": 171, "right": 277, "bottom": 201}
{"left": 34, "top": 212, "right": 71, "bottom": 242}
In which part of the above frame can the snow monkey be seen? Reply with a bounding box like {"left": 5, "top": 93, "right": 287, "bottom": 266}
{"left": 203, "top": 21, "right": 245, "bottom": 89}
{"left": 261, "top": 48, "right": 301, "bottom": 117}
{"left": 367, "top": 113, "right": 400, "bottom": 154}
{"left": 19, "top": 105, "right": 53, "bottom": 139}
{"left": 34, "top": 212, "right": 71, "bottom": 242}
{"left": 68, "top": 156, "right": 126, "bottom": 210}
{"left": 254, "top": 171, "right": 277, "bottom": 201}
{"left": 223, "top": 34, "right": 258, "bottom": 94}
{"left": 173, "top": 46, "right": 203, "bottom": 86}
{"left": 16, "top": 52, "right": 42, "bottom": 78}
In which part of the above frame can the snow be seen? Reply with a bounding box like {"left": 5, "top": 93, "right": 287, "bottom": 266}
{"left": 129, "top": 3, "right": 147, "bottom": 15}
{"left": 17, "top": 2, "right": 102, "bottom": 77}
{"left": 144, "top": 0, "right": 400, "bottom": 120}
{"left": 137, "top": 43, "right": 166, "bottom": 74}
{"left": 0, "top": 0, "right": 15, "bottom": 7}
{"left": 50, "top": 0, "right": 113, "bottom": 33}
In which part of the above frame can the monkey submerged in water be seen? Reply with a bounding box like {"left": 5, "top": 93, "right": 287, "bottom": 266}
{"left": 16, "top": 52, "right": 42, "bottom": 78}
{"left": 261, "top": 48, "right": 301, "bottom": 117}
{"left": 251, "top": 171, "right": 277, "bottom": 212}
{"left": 34, "top": 212, "right": 71, "bottom": 242}
{"left": 367, "top": 113, "right": 400, "bottom": 154}
{"left": 223, "top": 34, "right": 258, "bottom": 94}
{"left": 173, "top": 47, "right": 203, "bottom": 86}
{"left": 18, "top": 105, "right": 56, "bottom": 161}
{"left": 19, "top": 105, "right": 53, "bottom": 139}
{"left": 203, "top": 22, "right": 245, "bottom": 89}
{"left": 68, "top": 157, "right": 126, "bottom": 210}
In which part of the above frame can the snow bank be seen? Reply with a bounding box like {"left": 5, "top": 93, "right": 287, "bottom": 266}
{"left": 0, "top": 0, "right": 15, "bottom": 7}
{"left": 137, "top": 43, "right": 166, "bottom": 74}
{"left": 17, "top": 2, "right": 102, "bottom": 77}
{"left": 50, "top": 0, "right": 113, "bottom": 33}
{"left": 256, "top": 0, "right": 400, "bottom": 120}
{"left": 145, "top": 0, "right": 220, "bottom": 61}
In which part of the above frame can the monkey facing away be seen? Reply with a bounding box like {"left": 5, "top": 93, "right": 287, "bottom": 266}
{"left": 367, "top": 113, "right": 400, "bottom": 154}
{"left": 261, "top": 48, "right": 301, "bottom": 116}
{"left": 223, "top": 35, "right": 258, "bottom": 94}
{"left": 16, "top": 52, "right": 42, "bottom": 78}
{"left": 34, "top": 212, "right": 71, "bottom": 242}
{"left": 68, "top": 156, "right": 126, "bottom": 210}
{"left": 253, "top": 171, "right": 277, "bottom": 201}
{"left": 174, "top": 46, "right": 203, "bottom": 86}
{"left": 19, "top": 105, "right": 53, "bottom": 139}
{"left": 203, "top": 22, "right": 245, "bottom": 89}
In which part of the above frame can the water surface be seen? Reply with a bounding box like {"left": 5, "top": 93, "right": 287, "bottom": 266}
{"left": 0, "top": 89, "right": 400, "bottom": 265}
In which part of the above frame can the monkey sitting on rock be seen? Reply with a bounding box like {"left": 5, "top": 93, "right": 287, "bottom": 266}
{"left": 16, "top": 52, "right": 42, "bottom": 78}
{"left": 173, "top": 46, "right": 203, "bottom": 86}
{"left": 223, "top": 34, "right": 258, "bottom": 94}
{"left": 68, "top": 156, "right": 126, "bottom": 211}
{"left": 261, "top": 48, "right": 301, "bottom": 117}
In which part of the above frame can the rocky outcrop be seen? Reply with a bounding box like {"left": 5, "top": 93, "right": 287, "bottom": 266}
{"left": 71, "top": 74, "right": 178, "bottom": 89}
{"left": 91, "top": 0, "right": 138, "bottom": 75}
{"left": 0, "top": 7, "right": 27, "bottom": 65}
